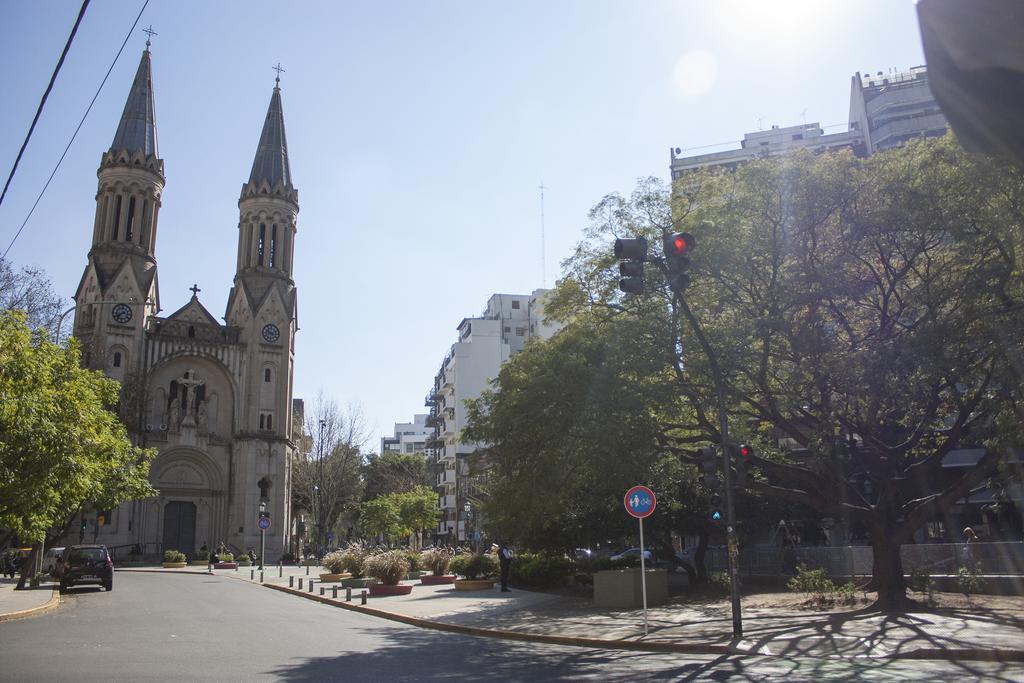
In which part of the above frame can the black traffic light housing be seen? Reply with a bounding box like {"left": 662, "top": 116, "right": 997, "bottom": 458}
{"left": 733, "top": 443, "right": 754, "bottom": 490}
{"left": 614, "top": 237, "right": 648, "bottom": 294}
{"left": 697, "top": 446, "right": 724, "bottom": 523}
{"left": 664, "top": 232, "right": 695, "bottom": 292}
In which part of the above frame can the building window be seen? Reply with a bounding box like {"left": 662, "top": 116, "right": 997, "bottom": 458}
{"left": 267, "top": 414, "right": 273, "bottom": 430}
{"left": 270, "top": 225, "right": 277, "bottom": 268}
{"left": 112, "top": 351, "right": 122, "bottom": 368}
{"left": 188, "top": 326, "right": 195, "bottom": 338}
{"left": 112, "top": 195, "right": 122, "bottom": 240}
{"left": 515, "top": 327, "right": 525, "bottom": 336}
{"left": 258, "top": 223, "right": 266, "bottom": 265}
{"left": 264, "top": 368, "right": 272, "bottom": 382}
{"left": 504, "top": 326, "right": 510, "bottom": 333}
{"left": 405, "top": 444, "right": 414, "bottom": 453}
{"left": 511, "top": 300, "right": 520, "bottom": 309}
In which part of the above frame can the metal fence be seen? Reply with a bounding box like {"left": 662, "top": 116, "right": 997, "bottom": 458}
{"left": 706, "top": 541, "right": 1024, "bottom": 577}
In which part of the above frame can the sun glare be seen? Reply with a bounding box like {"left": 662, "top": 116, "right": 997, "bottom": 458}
{"left": 672, "top": 50, "right": 719, "bottom": 97}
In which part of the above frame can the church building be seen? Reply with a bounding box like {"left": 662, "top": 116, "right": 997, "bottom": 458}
{"left": 71, "top": 44, "right": 300, "bottom": 561}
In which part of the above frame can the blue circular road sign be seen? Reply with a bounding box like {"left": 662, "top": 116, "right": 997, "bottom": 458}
{"left": 258, "top": 516, "right": 271, "bottom": 531}
{"left": 624, "top": 485, "right": 657, "bottom": 519}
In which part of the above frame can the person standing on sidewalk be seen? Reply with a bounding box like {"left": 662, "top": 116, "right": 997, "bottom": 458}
{"left": 498, "top": 542, "right": 514, "bottom": 592}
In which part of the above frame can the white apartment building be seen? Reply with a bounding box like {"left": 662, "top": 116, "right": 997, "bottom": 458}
{"left": 670, "top": 66, "right": 948, "bottom": 177}
{"left": 425, "top": 290, "right": 561, "bottom": 541}
{"left": 380, "top": 414, "right": 431, "bottom": 456}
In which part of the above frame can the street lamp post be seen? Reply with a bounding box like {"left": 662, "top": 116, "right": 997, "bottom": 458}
{"left": 463, "top": 502, "right": 472, "bottom": 552}
{"left": 317, "top": 418, "right": 326, "bottom": 562}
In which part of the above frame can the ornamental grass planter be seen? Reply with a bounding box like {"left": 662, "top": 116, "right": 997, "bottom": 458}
{"left": 162, "top": 562, "right": 187, "bottom": 569}
{"left": 213, "top": 562, "right": 238, "bottom": 570}
{"left": 341, "top": 577, "right": 376, "bottom": 588}
{"left": 420, "top": 574, "right": 456, "bottom": 586}
{"left": 453, "top": 579, "right": 496, "bottom": 591}
{"left": 368, "top": 583, "right": 413, "bottom": 597}
{"left": 319, "top": 572, "right": 351, "bottom": 582}
{"left": 406, "top": 570, "right": 427, "bottom": 581}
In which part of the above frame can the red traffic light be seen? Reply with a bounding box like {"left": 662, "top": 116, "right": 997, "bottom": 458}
{"left": 738, "top": 444, "right": 751, "bottom": 458}
{"left": 667, "top": 232, "right": 695, "bottom": 256}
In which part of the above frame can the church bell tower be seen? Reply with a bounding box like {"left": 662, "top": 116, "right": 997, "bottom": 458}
{"left": 73, "top": 45, "right": 162, "bottom": 379}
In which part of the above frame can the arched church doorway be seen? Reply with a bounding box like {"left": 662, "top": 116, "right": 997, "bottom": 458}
{"left": 162, "top": 501, "right": 196, "bottom": 554}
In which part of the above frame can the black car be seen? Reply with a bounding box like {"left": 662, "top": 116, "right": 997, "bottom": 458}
{"left": 59, "top": 545, "right": 113, "bottom": 592}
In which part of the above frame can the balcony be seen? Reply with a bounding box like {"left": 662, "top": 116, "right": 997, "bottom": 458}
{"left": 437, "top": 469, "right": 456, "bottom": 486}
{"left": 424, "top": 388, "right": 442, "bottom": 406}
{"left": 439, "top": 495, "right": 456, "bottom": 510}
{"left": 425, "top": 412, "right": 442, "bottom": 428}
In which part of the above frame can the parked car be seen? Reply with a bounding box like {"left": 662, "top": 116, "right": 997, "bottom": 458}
{"left": 610, "top": 547, "right": 655, "bottom": 564}
{"left": 59, "top": 545, "right": 113, "bottom": 593}
{"left": 42, "top": 547, "right": 65, "bottom": 576}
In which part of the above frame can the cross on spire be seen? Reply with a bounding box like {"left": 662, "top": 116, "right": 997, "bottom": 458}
{"left": 143, "top": 25, "right": 158, "bottom": 50}
{"left": 272, "top": 62, "right": 286, "bottom": 87}
{"left": 189, "top": 283, "right": 201, "bottom": 298}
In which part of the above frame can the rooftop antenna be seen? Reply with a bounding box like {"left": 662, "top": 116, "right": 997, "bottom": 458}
{"left": 757, "top": 116, "right": 765, "bottom": 130}
{"left": 800, "top": 108, "right": 808, "bottom": 127}
{"left": 539, "top": 182, "right": 547, "bottom": 288}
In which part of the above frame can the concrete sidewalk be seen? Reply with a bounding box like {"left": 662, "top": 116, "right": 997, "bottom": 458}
{"left": 9, "top": 563, "right": 1024, "bottom": 661}
{"left": 0, "top": 576, "right": 60, "bottom": 622}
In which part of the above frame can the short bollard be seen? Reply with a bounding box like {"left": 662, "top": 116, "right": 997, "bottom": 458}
{"left": 279, "top": 564, "right": 283, "bottom": 578}
{"left": 345, "top": 587, "right": 352, "bottom": 602}
{"left": 289, "top": 576, "right": 294, "bottom": 588}
{"left": 360, "top": 589, "right": 367, "bottom": 605}
{"left": 298, "top": 578, "right": 303, "bottom": 590}
{"left": 305, "top": 564, "right": 310, "bottom": 576}
{"left": 319, "top": 586, "right": 325, "bottom": 596}
{"left": 332, "top": 586, "right": 338, "bottom": 599}
{"left": 250, "top": 569, "right": 254, "bottom": 580}
{"left": 309, "top": 580, "right": 315, "bottom": 593}
{"left": 235, "top": 564, "right": 239, "bottom": 572}
{"left": 260, "top": 571, "right": 264, "bottom": 584}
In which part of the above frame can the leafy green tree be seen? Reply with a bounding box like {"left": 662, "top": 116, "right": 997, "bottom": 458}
{"left": 363, "top": 451, "right": 430, "bottom": 500}
{"left": 0, "top": 310, "right": 155, "bottom": 587}
{"left": 395, "top": 485, "right": 442, "bottom": 548}
{"left": 545, "top": 136, "right": 1023, "bottom": 608}
{"left": 359, "top": 496, "right": 403, "bottom": 541}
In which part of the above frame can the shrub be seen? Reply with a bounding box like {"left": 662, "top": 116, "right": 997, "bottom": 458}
{"left": 217, "top": 553, "right": 234, "bottom": 563}
{"left": 404, "top": 550, "right": 423, "bottom": 573}
{"left": 164, "top": 549, "right": 187, "bottom": 563}
{"left": 279, "top": 552, "right": 296, "bottom": 563}
{"left": 708, "top": 571, "right": 731, "bottom": 596}
{"left": 363, "top": 550, "right": 409, "bottom": 585}
{"left": 449, "top": 553, "right": 498, "bottom": 580}
{"left": 338, "top": 544, "right": 369, "bottom": 578}
{"left": 958, "top": 562, "right": 983, "bottom": 597}
{"left": 909, "top": 565, "right": 935, "bottom": 598}
{"left": 195, "top": 549, "right": 210, "bottom": 561}
{"left": 421, "top": 548, "right": 452, "bottom": 576}
{"left": 509, "top": 553, "right": 574, "bottom": 587}
{"left": 237, "top": 554, "right": 251, "bottom": 565}
{"left": 834, "top": 581, "right": 857, "bottom": 606}
{"left": 787, "top": 565, "right": 835, "bottom": 595}
{"left": 322, "top": 550, "right": 347, "bottom": 574}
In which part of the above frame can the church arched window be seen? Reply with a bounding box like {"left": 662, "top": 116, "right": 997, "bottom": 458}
{"left": 267, "top": 414, "right": 273, "bottom": 430}
{"left": 258, "top": 223, "right": 266, "bottom": 265}
{"left": 112, "top": 195, "right": 122, "bottom": 240}
{"left": 270, "top": 225, "right": 277, "bottom": 268}
{"left": 113, "top": 351, "right": 122, "bottom": 368}
{"left": 264, "top": 368, "right": 271, "bottom": 382}
{"left": 126, "top": 196, "right": 136, "bottom": 241}
{"left": 188, "top": 325, "right": 195, "bottom": 338}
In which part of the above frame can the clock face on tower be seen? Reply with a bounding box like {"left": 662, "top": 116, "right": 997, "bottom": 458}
{"left": 111, "top": 303, "right": 132, "bottom": 324}
{"left": 262, "top": 324, "right": 281, "bottom": 343}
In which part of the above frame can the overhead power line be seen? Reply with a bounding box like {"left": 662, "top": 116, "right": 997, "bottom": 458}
{"left": 0, "top": 0, "right": 90, "bottom": 210}
{"left": 2, "top": 0, "right": 150, "bottom": 261}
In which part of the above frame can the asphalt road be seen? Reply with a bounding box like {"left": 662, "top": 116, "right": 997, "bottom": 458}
{"left": 0, "top": 572, "right": 1021, "bottom": 681}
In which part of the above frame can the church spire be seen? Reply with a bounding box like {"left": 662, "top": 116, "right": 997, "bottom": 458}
{"left": 110, "top": 48, "right": 158, "bottom": 157}
{"left": 246, "top": 80, "right": 293, "bottom": 190}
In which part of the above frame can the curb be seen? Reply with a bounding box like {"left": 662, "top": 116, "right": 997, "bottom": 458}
{"left": 0, "top": 587, "right": 60, "bottom": 623}
{"left": 109, "top": 570, "right": 1024, "bottom": 663}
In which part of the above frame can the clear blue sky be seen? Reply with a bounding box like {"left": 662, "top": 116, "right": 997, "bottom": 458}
{"left": 1, "top": 1, "right": 927, "bottom": 450}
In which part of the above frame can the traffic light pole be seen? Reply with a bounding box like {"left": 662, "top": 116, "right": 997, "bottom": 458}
{"left": 675, "top": 291, "right": 743, "bottom": 639}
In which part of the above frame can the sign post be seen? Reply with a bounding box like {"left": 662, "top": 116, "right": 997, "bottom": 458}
{"left": 258, "top": 503, "right": 271, "bottom": 571}
{"left": 624, "top": 485, "right": 657, "bottom": 635}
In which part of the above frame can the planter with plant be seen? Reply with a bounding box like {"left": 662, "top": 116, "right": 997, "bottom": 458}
{"left": 213, "top": 552, "right": 237, "bottom": 569}
{"left": 365, "top": 550, "right": 412, "bottom": 596}
{"left": 338, "top": 544, "right": 375, "bottom": 588}
{"left": 163, "top": 549, "right": 188, "bottom": 569}
{"left": 419, "top": 548, "right": 455, "bottom": 585}
{"left": 319, "top": 550, "right": 352, "bottom": 582}
{"left": 450, "top": 553, "right": 498, "bottom": 591}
